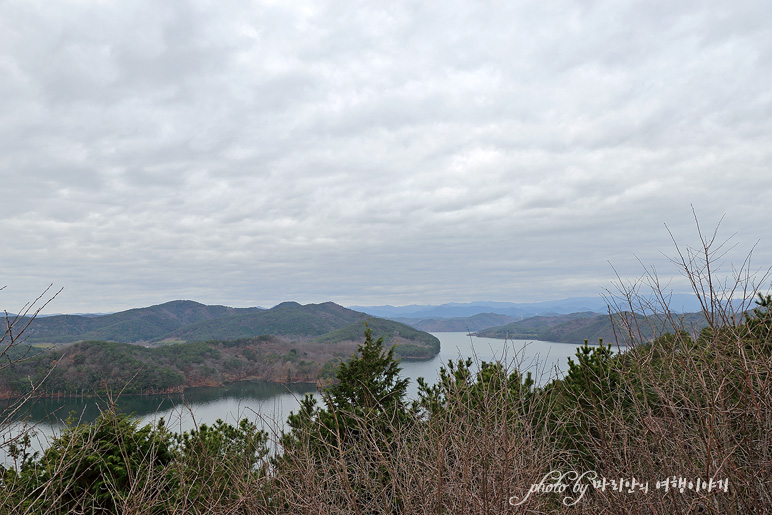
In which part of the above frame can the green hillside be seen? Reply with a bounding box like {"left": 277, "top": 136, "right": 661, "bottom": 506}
{"left": 162, "top": 302, "right": 367, "bottom": 342}
{"left": 21, "top": 300, "right": 261, "bottom": 344}
{"left": 18, "top": 300, "right": 436, "bottom": 348}
{"left": 476, "top": 311, "right": 709, "bottom": 344}
{"left": 0, "top": 318, "right": 439, "bottom": 398}
{"left": 0, "top": 337, "right": 341, "bottom": 397}
{"left": 1, "top": 301, "right": 440, "bottom": 398}
{"left": 314, "top": 317, "right": 440, "bottom": 358}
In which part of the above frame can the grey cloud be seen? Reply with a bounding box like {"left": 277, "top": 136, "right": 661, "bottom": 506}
{"left": 1, "top": 0, "right": 771, "bottom": 313}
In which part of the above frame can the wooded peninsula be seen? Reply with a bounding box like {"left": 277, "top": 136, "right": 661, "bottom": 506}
{"left": 0, "top": 300, "right": 440, "bottom": 399}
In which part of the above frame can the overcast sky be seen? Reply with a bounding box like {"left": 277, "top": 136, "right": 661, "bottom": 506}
{"left": 2, "top": 1, "right": 771, "bottom": 314}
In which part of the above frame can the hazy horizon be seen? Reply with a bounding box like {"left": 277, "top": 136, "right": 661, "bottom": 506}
{"left": 19, "top": 292, "right": 719, "bottom": 319}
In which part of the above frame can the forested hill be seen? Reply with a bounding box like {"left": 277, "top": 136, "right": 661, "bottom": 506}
{"left": 21, "top": 300, "right": 262, "bottom": 344}
{"left": 18, "top": 300, "right": 438, "bottom": 350}
{"left": 1, "top": 309, "right": 440, "bottom": 398}
{"left": 475, "top": 311, "right": 710, "bottom": 344}
{"left": 0, "top": 332, "right": 416, "bottom": 399}
{"left": 163, "top": 301, "right": 367, "bottom": 342}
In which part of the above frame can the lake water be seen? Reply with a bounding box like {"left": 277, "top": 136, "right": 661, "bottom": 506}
{"left": 1, "top": 333, "right": 597, "bottom": 464}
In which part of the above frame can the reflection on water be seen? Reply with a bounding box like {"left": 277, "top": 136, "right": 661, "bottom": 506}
{"left": 0, "top": 382, "right": 318, "bottom": 465}
{"left": 2, "top": 381, "right": 319, "bottom": 427}
{"left": 1, "top": 333, "right": 600, "bottom": 463}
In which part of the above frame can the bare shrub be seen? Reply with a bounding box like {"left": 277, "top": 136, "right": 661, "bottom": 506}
{"left": 1, "top": 285, "right": 61, "bottom": 469}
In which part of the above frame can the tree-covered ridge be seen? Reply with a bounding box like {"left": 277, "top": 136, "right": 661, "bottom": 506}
{"left": 0, "top": 319, "right": 439, "bottom": 399}
{"left": 163, "top": 301, "right": 367, "bottom": 342}
{"left": 20, "top": 300, "right": 262, "bottom": 344}
{"left": 313, "top": 316, "right": 440, "bottom": 358}
{"left": 476, "top": 310, "right": 709, "bottom": 344}
{"left": 0, "top": 300, "right": 441, "bottom": 399}
{"left": 0, "top": 336, "right": 349, "bottom": 398}
{"left": 16, "top": 300, "right": 441, "bottom": 354}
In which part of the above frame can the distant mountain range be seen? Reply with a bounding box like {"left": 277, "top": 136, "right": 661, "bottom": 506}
{"left": 391, "top": 313, "right": 519, "bottom": 332}
{"left": 350, "top": 295, "right": 708, "bottom": 320}
{"left": 350, "top": 299, "right": 604, "bottom": 319}
{"left": 19, "top": 300, "right": 439, "bottom": 357}
{"left": 350, "top": 295, "right": 719, "bottom": 337}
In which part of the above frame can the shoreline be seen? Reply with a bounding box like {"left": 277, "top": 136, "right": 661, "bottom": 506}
{"left": 0, "top": 377, "right": 324, "bottom": 402}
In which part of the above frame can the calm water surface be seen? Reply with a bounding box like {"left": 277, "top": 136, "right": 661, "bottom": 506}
{"left": 1, "top": 333, "right": 599, "bottom": 463}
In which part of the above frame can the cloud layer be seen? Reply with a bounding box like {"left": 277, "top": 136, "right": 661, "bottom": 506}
{"left": 2, "top": 1, "right": 771, "bottom": 312}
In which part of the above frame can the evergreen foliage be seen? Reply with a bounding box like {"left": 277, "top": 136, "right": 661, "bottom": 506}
{"left": 416, "top": 357, "right": 534, "bottom": 422}
{"left": 283, "top": 326, "right": 411, "bottom": 453}
{"left": 280, "top": 327, "right": 413, "bottom": 512}
{"left": 743, "top": 292, "right": 772, "bottom": 353}
{"left": 2, "top": 410, "right": 175, "bottom": 513}
{"left": 0, "top": 411, "right": 268, "bottom": 514}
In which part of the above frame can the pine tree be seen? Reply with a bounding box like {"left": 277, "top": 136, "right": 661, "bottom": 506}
{"left": 279, "top": 327, "right": 412, "bottom": 511}
{"left": 283, "top": 326, "right": 410, "bottom": 451}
